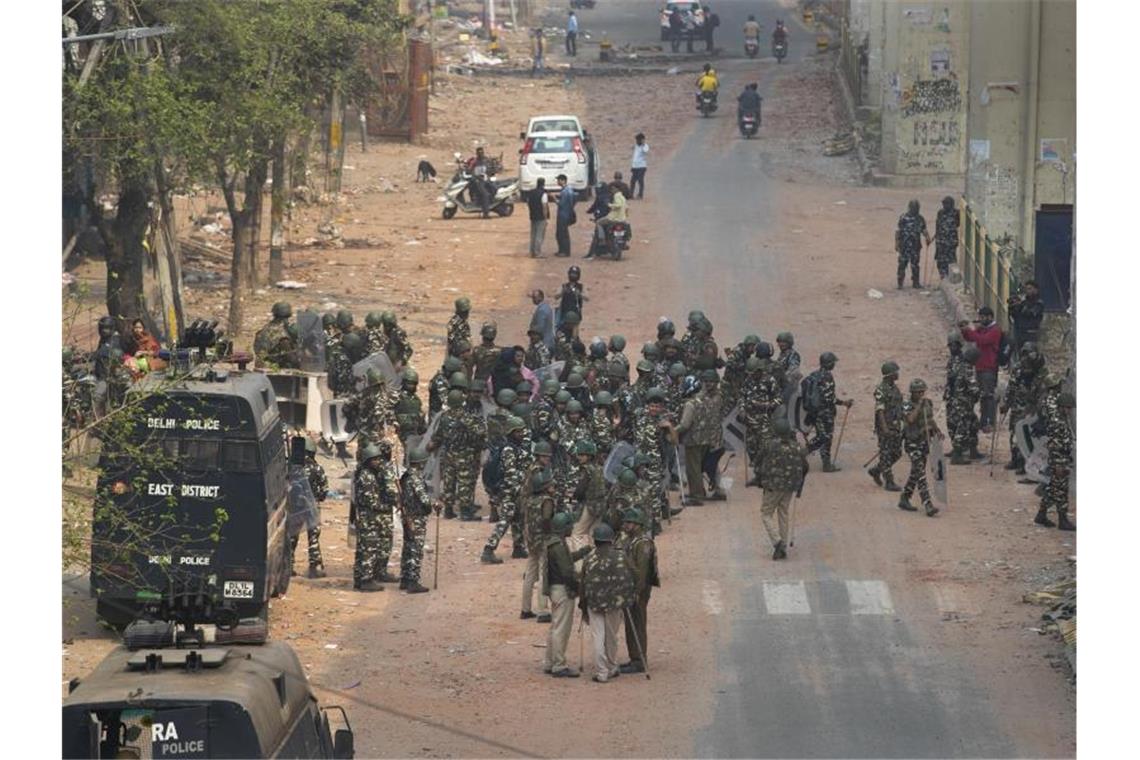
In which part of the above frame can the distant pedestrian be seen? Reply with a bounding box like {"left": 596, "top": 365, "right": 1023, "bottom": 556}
{"left": 529, "top": 289, "right": 555, "bottom": 352}
{"left": 566, "top": 11, "right": 578, "bottom": 56}
{"left": 1007, "top": 280, "right": 1045, "bottom": 350}
{"left": 959, "top": 306, "right": 1002, "bottom": 431}
{"left": 526, "top": 177, "right": 550, "bottom": 257}
{"left": 703, "top": 5, "right": 720, "bottom": 51}
{"left": 555, "top": 174, "right": 576, "bottom": 257}
{"left": 532, "top": 27, "right": 545, "bottom": 75}
{"left": 630, "top": 133, "right": 649, "bottom": 199}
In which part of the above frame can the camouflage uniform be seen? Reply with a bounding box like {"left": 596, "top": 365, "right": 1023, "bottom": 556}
{"left": 742, "top": 365, "right": 782, "bottom": 482}
{"left": 553, "top": 331, "right": 575, "bottom": 363}
{"left": 722, "top": 344, "right": 753, "bottom": 410}
{"left": 326, "top": 334, "right": 353, "bottom": 397}
{"left": 437, "top": 405, "right": 484, "bottom": 518}
{"left": 901, "top": 398, "right": 940, "bottom": 509}
{"left": 472, "top": 342, "right": 501, "bottom": 383}
{"left": 609, "top": 350, "right": 630, "bottom": 381}
{"left": 868, "top": 379, "right": 904, "bottom": 486}
{"left": 777, "top": 348, "right": 801, "bottom": 378}
{"left": 525, "top": 340, "right": 553, "bottom": 371}
{"left": 290, "top": 458, "right": 327, "bottom": 568}
{"left": 446, "top": 315, "right": 471, "bottom": 355}
{"left": 1040, "top": 388, "right": 1073, "bottom": 522}
{"left": 254, "top": 319, "right": 299, "bottom": 369}
{"left": 616, "top": 521, "right": 659, "bottom": 670}
{"left": 364, "top": 326, "right": 388, "bottom": 356}
{"left": 945, "top": 358, "right": 980, "bottom": 455}
{"left": 632, "top": 407, "right": 673, "bottom": 523}
{"left": 569, "top": 463, "right": 608, "bottom": 554}
{"left": 805, "top": 370, "right": 839, "bottom": 461}
{"left": 522, "top": 490, "right": 555, "bottom": 616}
{"left": 558, "top": 417, "right": 591, "bottom": 462}
{"left": 760, "top": 435, "right": 807, "bottom": 548}
{"left": 399, "top": 467, "right": 433, "bottom": 587}
{"left": 385, "top": 325, "right": 413, "bottom": 367}
{"left": 485, "top": 440, "right": 533, "bottom": 551}
{"left": 352, "top": 461, "right": 399, "bottom": 586}
{"left": 456, "top": 408, "right": 488, "bottom": 518}
{"left": 346, "top": 385, "right": 397, "bottom": 447}
{"left": 589, "top": 407, "right": 615, "bottom": 457}
{"left": 555, "top": 454, "right": 583, "bottom": 514}
{"left": 896, "top": 210, "right": 929, "bottom": 285}
{"left": 606, "top": 480, "right": 643, "bottom": 532}
{"left": 428, "top": 367, "right": 450, "bottom": 417}
{"left": 579, "top": 543, "right": 636, "bottom": 681}
{"left": 934, "top": 206, "right": 960, "bottom": 277}
{"left": 1002, "top": 364, "right": 1041, "bottom": 469}
{"left": 531, "top": 396, "right": 559, "bottom": 444}
{"left": 394, "top": 390, "right": 427, "bottom": 445}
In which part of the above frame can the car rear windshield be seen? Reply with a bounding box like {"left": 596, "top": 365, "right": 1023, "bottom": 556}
{"left": 530, "top": 120, "right": 579, "bottom": 134}
{"left": 531, "top": 137, "right": 575, "bottom": 153}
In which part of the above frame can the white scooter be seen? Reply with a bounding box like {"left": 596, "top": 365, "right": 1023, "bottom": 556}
{"left": 440, "top": 153, "right": 519, "bottom": 219}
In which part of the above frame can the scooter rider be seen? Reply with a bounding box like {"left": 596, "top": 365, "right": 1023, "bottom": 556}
{"left": 695, "top": 63, "right": 719, "bottom": 109}
{"left": 588, "top": 181, "right": 628, "bottom": 259}
{"left": 772, "top": 19, "right": 789, "bottom": 51}
{"left": 743, "top": 14, "right": 761, "bottom": 42}
{"left": 737, "top": 82, "right": 761, "bottom": 127}
{"left": 465, "top": 146, "right": 495, "bottom": 218}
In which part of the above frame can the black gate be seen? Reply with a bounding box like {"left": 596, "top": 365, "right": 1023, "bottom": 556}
{"left": 1034, "top": 205, "right": 1073, "bottom": 311}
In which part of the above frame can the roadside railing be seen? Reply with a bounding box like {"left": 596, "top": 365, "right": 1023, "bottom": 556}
{"left": 959, "top": 198, "right": 1020, "bottom": 331}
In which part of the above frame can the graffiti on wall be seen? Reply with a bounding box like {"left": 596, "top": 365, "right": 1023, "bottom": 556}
{"left": 913, "top": 120, "right": 960, "bottom": 147}
{"left": 900, "top": 78, "right": 961, "bottom": 117}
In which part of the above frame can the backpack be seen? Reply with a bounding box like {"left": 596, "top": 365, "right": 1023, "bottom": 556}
{"left": 801, "top": 370, "right": 825, "bottom": 415}
{"left": 482, "top": 442, "right": 506, "bottom": 494}
{"left": 997, "top": 332, "right": 1012, "bottom": 368}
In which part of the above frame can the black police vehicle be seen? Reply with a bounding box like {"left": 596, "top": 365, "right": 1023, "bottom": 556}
{"left": 62, "top": 631, "right": 355, "bottom": 759}
{"left": 90, "top": 365, "right": 291, "bottom": 631}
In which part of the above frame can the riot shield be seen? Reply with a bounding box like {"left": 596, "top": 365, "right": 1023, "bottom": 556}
{"left": 782, "top": 368, "right": 803, "bottom": 406}
{"left": 721, "top": 403, "right": 746, "bottom": 454}
{"left": 296, "top": 310, "right": 327, "bottom": 372}
{"left": 1013, "top": 414, "right": 1050, "bottom": 484}
{"left": 603, "top": 441, "right": 636, "bottom": 483}
{"left": 418, "top": 413, "right": 444, "bottom": 496}
{"left": 321, "top": 398, "right": 352, "bottom": 442}
{"left": 353, "top": 352, "right": 401, "bottom": 392}
{"left": 480, "top": 396, "right": 497, "bottom": 419}
{"left": 790, "top": 395, "right": 811, "bottom": 434}
{"left": 286, "top": 465, "right": 319, "bottom": 537}
{"left": 532, "top": 361, "right": 566, "bottom": 388}
{"left": 927, "top": 434, "right": 949, "bottom": 509}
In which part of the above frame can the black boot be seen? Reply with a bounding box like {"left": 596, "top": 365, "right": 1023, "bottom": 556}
{"left": 1057, "top": 511, "right": 1075, "bottom": 531}
{"left": 406, "top": 583, "right": 430, "bottom": 594}
{"left": 924, "top": 501, "right": 940, "bottom": 517}
{"left": 480, "top": 546, "right": 503, "bottom": 564}
{"left": 868, "top": 466, "right": 883, "bottom": 487}
{"left": 897, "top": 274, "right": 905, "bottom": 290}
{"left": 489, "top": 506, "right": 501, "bottom": 523}
{"left": 772, "top": 540, "right": 787, "bottom": 560}
{"left": 444, "top": 506, "right": 457, "bottom": 520}
{"left": 969, "top": 444, "right": 985, "bottom": 460}
{"left": 1034, "top": 507, "right": 1056, "bottom": 528}
{"left": 950, "top": 447, "right": 970, "bottom": 465}
{"left": 883, "top": 472, "right": 902, "bottom": 492}
{"left": 307, "top": 563, "right": 327, "bottom": 579}
{"left": 821, "top": 452, "right": 840, "bottom": 472}
{"left": 511, "top": 544, "right": 529, "bottom": 559}
{"left": 898, "top": 494, "right": 918, "bottom": 511}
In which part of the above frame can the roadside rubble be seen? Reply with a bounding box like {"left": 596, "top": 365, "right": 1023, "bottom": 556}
{"left": 1023, "top": 560, "right": 1076, "bottom": 676}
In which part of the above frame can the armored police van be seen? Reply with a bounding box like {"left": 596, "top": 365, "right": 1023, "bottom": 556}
{"left": 90, "top": 367, "right": 290, "bottom": 630}
{"left": 62, "top": 637, "right": 355, "bottom": 758}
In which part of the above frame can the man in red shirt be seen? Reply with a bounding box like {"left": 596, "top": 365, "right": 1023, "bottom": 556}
{"left": 959, "top": 306, "right": 1002, "bottom": 432}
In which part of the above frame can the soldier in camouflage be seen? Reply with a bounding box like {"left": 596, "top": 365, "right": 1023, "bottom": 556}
{"left": 723, "top": 334, "right": 760, "bottom": 410}
{"left": 290, "top": 438, "right": 327, "bottom": 578}
{"left": 429, "top": 388, "right": 467, "bottom": 519}
{"left": 394, "top": 368, "right": 427, "bottom": 446}
{"left": 345, "top": 368, "right": 397, "bottom": 450}
{"left": 868, "top": 361, "right": 904, "bottom": 492}
{"left": 381, "top": 311, "right": 412, "bottom": 368}
{"left": 934, "top": 196, "right": 960, "bottom": 279}
{"left": 254, "top": 302, "right": 300, "bottom": 369}
{"left": 328, "top": 328, "right": 361, "bottom": 399}
{"left": 606, "top": 468, "right": 643, "bottom": 533}
{"left": 428, "top": 357, "right": 462, "bottom": 417}
{"left": 1000, "top": 343, "right": 1046, "bottom": 473}
{"left": 590, "top": 391, "right": 617, "bottom": 457}
{"left": 553, "top": 313, "right": 579, "bottom": 363}
{"left": 568, "top": 440, "right": 608, "bottom": 558}
{"left": 804, "top": 352, "right": 853, "bottom": 472}
{"left": 544, "top": 511, "right": 592, "bottom": 677}
{"left": 399, "top": 447, "right": 437, "bottom": 593}
{"left": 760, "top": 418, "right": 808, "bottom": 560}
{"left": 472, "top": 321, "right": 501, "bottom": 384}
{"left": 481, "top": 417, "right": 534, "bottom": 563}
{"left": 680, "top": 312, "right": 705, "bottom": 365}
{"left": 946, "top": 345, "right": 983, "bottom": 464}
{"left": 632, "top": 388, "right": 677, "bottom": 530}
{"left": 742, "top": 349, "right": 782, "bottom": 487}
{"left": 522, "top": 469, "right": 557, "bottom": 622}
{"left": 364, "top": 311, "right": 388, "bottom": 356}
{"left": 674, "top": 374, "right": 713, "bottom": 503}
{"left": 579, "top": 523, "right": 636, "bottom": 683}
{"left": 895, "top": 199, "right": 933, "bottom": 289}
{"left": 530, "top": 380, "right": 560, "bottom": 444}
{"left": 524, "top": 327, "right": 553, "bottom": 370}
{"left": 616, "top": 507, "right": 659, "bottom": 674}
{"left": 352, "top": 441, "right": 400, "bottom": 591}
{"left": 899, "top": 378, "right": 943, "bottom": 517}
{"left": 447, "top": 297, "right": 472, "bottom": 355}
{"left": 608, "top": 335, "right": 630, "bottom": 383}
{"left": 775, "top": 332, "right": 801, "bottom": 377}
{"left": 1036, "top": 374, "right": 1075, "bottom": 531}
{"left": 484, "top": 388, "right": 516, "bottom": 523}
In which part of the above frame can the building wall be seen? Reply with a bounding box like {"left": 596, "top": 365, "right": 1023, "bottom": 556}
{"left": 878, "top": 1, "right": 970, "bottom": 177}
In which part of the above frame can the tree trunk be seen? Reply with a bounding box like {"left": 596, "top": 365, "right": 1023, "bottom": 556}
{"left": 244, "top": 157, "right": 268, "bottom": 289}
{"left": 227, "top": 207, "right": 253, "bottom": 339}
{"left": 269, "top": 138, "right": 288, "bottom": 283}
{"left": 102, "top": 177, "right": 151, "bottom": 324}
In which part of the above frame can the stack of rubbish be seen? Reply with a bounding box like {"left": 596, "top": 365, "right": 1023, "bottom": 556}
{"left": 823, "top": 132, "right": 857, "bottom": 156}
{"left": 1023, "top": 563, "right": 1076, "bottom": 675}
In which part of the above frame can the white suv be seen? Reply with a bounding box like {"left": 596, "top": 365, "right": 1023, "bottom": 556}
{"left": 519, "top": 114, "right": 601, "bottom": 197}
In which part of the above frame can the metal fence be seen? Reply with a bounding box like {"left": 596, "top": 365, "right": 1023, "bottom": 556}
{"left": 838, "top": 20, "right": 864, "bottom": 107}
{"left": 959, "top": 198, "right": 1019, "bottom": 331}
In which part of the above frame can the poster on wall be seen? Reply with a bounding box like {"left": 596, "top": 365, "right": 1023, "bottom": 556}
{"left": 1040, "top": 138, "right": 1067, "bottom": 163}
{"left": 902, "top": 7, "right": 932, "bottom": 25}
{"left": 930, "top": 49, "right": 951, "bottom": 77}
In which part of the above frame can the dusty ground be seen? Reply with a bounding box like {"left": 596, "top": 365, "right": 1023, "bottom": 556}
{"left": 62, "top": 28, "right": 1074, "bottom": 759}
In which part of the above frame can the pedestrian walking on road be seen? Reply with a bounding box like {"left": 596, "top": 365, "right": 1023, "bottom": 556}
{"left": 555, "top": 174, "right": 576, "bottom": 257}
{"left": 959, "top": 306, "right": 1002, "bottom": 431}
{"left": 630, "top": 133, "right": 649, "bottom": 199}
{"left": 526, "top": 177, "right": 550, "bottom": 257}
{"left": 531, "top": 27, "right": 545, "bottom": 76}
{"left": 579, "top": 523, "right": 636, "bottom": 683}
{"left": 703, "top": 5, "right": 720, "bottom": 51}
{"left": 566, "top": 11, "right": 578, "bottom": 56}
{"left": 760, "top": 418, "right": 808, "bottom": 560}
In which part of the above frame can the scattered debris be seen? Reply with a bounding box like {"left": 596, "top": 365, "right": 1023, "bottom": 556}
{"left": 867, "top": 288, "right": 884, "bottom": 299}
{"left": 823, "top": 132, "right": 856, "bottom": 156}
{"left": 275, "top": 280, "right": 308, "bottom": 290}
{"left": 1023, "top": 573, "right": 1076, "bottom": 675}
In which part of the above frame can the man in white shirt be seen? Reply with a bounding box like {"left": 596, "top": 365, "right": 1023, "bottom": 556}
{"left": 630, "top": 133, "right": 649, "bottom": 200}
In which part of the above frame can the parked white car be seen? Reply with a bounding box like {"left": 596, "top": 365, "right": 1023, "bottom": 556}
{"left": 519, "top": 114, "right": 600, "bottom": 198}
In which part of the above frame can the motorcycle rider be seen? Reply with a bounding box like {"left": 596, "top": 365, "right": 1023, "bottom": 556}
{"left": 737, "top": 82, "right": 761, "bottom": 131}
{"left": 772, "top": 19, "right": 789, "bottom": 55}
{"left": 465, "top": 146, "right": 495, "bottom": 218}
{"left": 695, "top": 63, "right": 719, "bottom": 110}
{"left": 743, "top": 14, "right": 761, "bottom": 45}
{"left": 588, "top": 181, "right": 628, "bottom": 260}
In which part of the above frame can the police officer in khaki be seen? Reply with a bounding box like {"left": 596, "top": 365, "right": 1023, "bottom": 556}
{"left": 579, "top": 523, "right": 636, "bottom": 683}
{"left": 760, "top": 418, "right": 808, "bottom": 560}
{"left": 543, "top": 511, "right": 592, "bottom": 677}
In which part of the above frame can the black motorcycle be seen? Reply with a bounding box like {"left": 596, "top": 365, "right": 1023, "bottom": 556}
{"left": 588, "top": 220, "right": 630, "bottom": 260}
{"left": 698, "top": 90, "right": 718, "bottom": 118}
{"left": 739, "top": 111, "right": 759, "bottom": 139}
{"left": 773, "top": 38, "right": 788, "bottom": 62}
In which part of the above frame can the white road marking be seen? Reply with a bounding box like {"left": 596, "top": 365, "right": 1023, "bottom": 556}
{"left": 702, "top": 580, "right": 724, "bottom": 615}
{"left": 762, "top": 581, "right": 811, "bottom": 615}
{"left": 845, "top": 580, "right": 895, "bottom": 615}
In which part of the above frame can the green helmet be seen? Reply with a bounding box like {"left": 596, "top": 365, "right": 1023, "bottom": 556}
{"left": 322, "top": 312, "right": 337, "bottom": 328}
{"left": 776, "top": 331, "right": 794, "bottom": 345}
{"left": 542, "top": 379, "right": 561, "bottom": 397}
{"left": 642, "top": 342, "right": 660, "bottom": 359}
{"left": 566, "top": 373, "right": 585, "bottom": 389}
{"left": 511, "top": 402, "right": 531, "bottom": 418}
{"left": 481, "top": 321, "right": 498, "bottom": 338}
{"left": 636, "top": 359, "right": 655, "bottom": 374}
{"left": 1057, "top": 391, "right": 1075, "bottom": 408}
{"left": 622, "top": 507, "right": 646, "bottom": 526}
{"left": 634, "top": 452, "right": 653, "bottom": 467}
{"left": 455, "top": 296, "right": 471, "bottom": 313}
{"left": 882, "top": 361, "right": 900, "bottom": 376}
{"left": 452, "top": 339, "right": 472, "bottom": 354}
{"left": 562, "top": 311, "right": 580, "bottom": 326}
{"left": 365, "top": 311, "right": 383, "bottom": 328}
{"left": 609, "top": 335, "right": 626, "bottom": 351}
{"left": 408, "top": 447, "right": 430, "bottom": 464}
{"left": 533, "top": 468, "right": 556, "bottom": 494}
{"left": 746, "top": 356, "right": 762, "bottom": 371}
{"left": 342, "top": 332, "right": 363, "bottom": 355}
{"left": 701, "top": 369, "right": 719, "bottom": 383}
{"left": 566, "top": 399, "right": 584, "bottom": 414}
{"left": 594, "top": 391, "right": 614, "bottom": 406}
{"left": 773, "top": 418, "right": 792, "bottom": 436}
{"left": 688, "top": 310, "right": 705, "bottom": 325}
{"left": 574, "top": 439, "right": 597, "bottom": 456}
{"left": 618, "top": 468, "right": 638, "bottom": 487}
{"left": 336, "top": 310, "right": 354, "bottom": 330}
{"left": 516, "top": 381, "right": 534, "bottom": 396}
{"left": 668, "top": 362, "right": 687, "bottom": 379}
{"left": 381, "top": 310, "right": 397, "bottom": 326}
{"left": 443, "top": 356, "right": 463, "bottom": 373}
{"left": 554, "top": 390, "right": 572, "bottom": 404}
{"left": 909, "top": 378, "right": 928, "bottom": 393}
{"left": 366, "top": 368, "right": 384, "bottom": 387}
{"left": 447, "top": 389, "right": 465, "bottom": 408}
{"left": 962, "top": 346, "right": 981, "bottom": 364}
{"left": 646, "top": 388, "right": 666, "bottom": 402}
{"left": 304, "top": 438, "right": 317, "bottom": 454}
{"left": 756, "top": 342, "right": 773, "bottom": 359}
{"left": 592, "top": 523, "right": 615, "bottom": 543}
{"left": 272, "top": 302, "right": 292, "bottom": 319}
{"left": 533, "top": 440, "right": 554, "bottom": 457}
{"left": 496, "top": 388, "right": 518, "bottom": 407}
{"left": 505, "top": 415, "right": 527, "bottom": 434}
{"left": 551, "top": 511, "right": 574, "bottom": 535}
{"left": 743, "top": 334, "right": 761, "bottom": 346}
{"left": 1042, "top": 372, "right": 1064, "bottom": 388}
{"left": 820, "top": 351, "right": 837, "bottom": 369}
{"left": 402, "top": 368, "right": 419, "bottom": 385}
{"left": 947, "top": 330, "right": 964, "bottom": 346}
{"left": 449, "top": 372, "right": 470, "bottom": 390}
{"left": 608, "top": 361, "right": 628, "bottom": 379}
{"left": 359, "top": 443, "right": 384, "bottom": 462}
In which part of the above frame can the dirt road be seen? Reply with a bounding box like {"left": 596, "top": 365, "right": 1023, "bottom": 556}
{"left": 63, "top": 17, "right": 1075, "bottom": 758}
